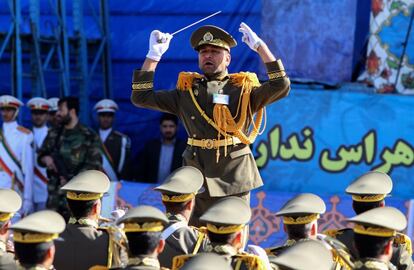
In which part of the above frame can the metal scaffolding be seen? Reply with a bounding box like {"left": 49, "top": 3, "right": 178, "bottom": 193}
{"left": 0, "top": 0, "right": 113, "bottom": 124}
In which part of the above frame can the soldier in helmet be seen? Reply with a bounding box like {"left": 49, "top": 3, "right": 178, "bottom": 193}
{"left": 131, "top": 23, "right": 290, "bottom": 226}
{"left": 94, "top": 99, "right": 132, "bottom": 181}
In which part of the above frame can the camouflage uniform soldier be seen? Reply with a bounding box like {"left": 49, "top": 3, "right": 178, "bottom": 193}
{"left": 324, "top": 172, "right": 413, "bottom": 270}
{"left": 38, "top": 97, "right": 102, "bottom": 218}
{"left": 269, "top": 240, "right": 334, "bottom": 270}
{"left": 0, "top": 189, "right": 22, "bottom": 270}
{"left": 348, "top": 207, "right": 407, "bottom": 270}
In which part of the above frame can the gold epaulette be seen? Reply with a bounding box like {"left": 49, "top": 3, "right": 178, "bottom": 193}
{"left": 176, "top": 72, "right": 203, "bottom": 91}
{"left": 17, "top": 126, "right": 31, "bottom": 134}
{"left": 323, "top": 229, "right": 342, "bottom": 238}
{"left": 331, "top": 248, "right": 353, "bottom": 270}
{"left": 172, "top": 254, "right": 194, "bottom": 270}
{"left": 229, "top": 72, "right": 261, "bottom": 89}
{"left": 395, "top": 232, "right": 412, "bottom": 255}
{"left": 233, "top": 253, "right": 266, "bottom": 270}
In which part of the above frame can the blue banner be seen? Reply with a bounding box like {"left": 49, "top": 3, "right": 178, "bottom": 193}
{"left": 253, "top": 89, "right": 414, "bottom": 199}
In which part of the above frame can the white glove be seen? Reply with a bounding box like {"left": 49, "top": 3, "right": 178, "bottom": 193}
{"left": 146, "top": 30, "right": 173, "bottom": 61}
{"left": 239, "top": 22, "right": 263, "bottom": 52}
{"left": 22, "top": 199, "right": 33, "bottom": 215}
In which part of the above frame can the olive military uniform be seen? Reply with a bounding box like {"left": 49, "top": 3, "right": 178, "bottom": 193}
{"left": 348, "top": 207, "right": 407, "bottom": 270}
{"left": 266, "top": 193, "right": 352, "bottom": 269}
{"left": 53, "top": 170, "right": 121, "bottom": 270}
{"left": 11, "top": 210, "right": 65, "bottom": 270}
{"left": 131, "top": 25, "right": 290, "bottom": 226}
{"left": 324, "top": 172, "right": 413, "bottom": 270}
{"left": 38, "top": 123, "right": 102, "bottom": 217}
{"left": 0, "top": 189, "right": 22, "bottom": 270}
{"left": 154, "top": 166, "right": 210, "bottom": 268}
{"left": 180, "top": 253, "right": 231, "bottom": 270}
{"left": 172, "top": 196, "right": 266, "bottom": 270}
{"left": 269, "top": 240, "right": 334, "bottom": 270}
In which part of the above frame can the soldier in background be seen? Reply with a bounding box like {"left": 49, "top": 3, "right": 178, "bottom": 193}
{"left": 325, "top": 172, "right": 413, "bottom": 270}
{"left": 38, "top": 96, "right": 102, "bottom": 218}
{"left": 0, "top": 95, "right": 34, "bottom": 215}
{"left": 94, "top": 99, "right": 132, "bottom": 181}
{"left": 47, "top": 97, "right": 59, "bottom": 128}
{"left": 11, "top": 210, "right": 65, "bottom": 270}
{"left": 348, "top": 207, "right": 407, "bottom": 270}
{"left": 0, "top": 189, "right": 22, "bottom": 270}
{"left": 112, "top": 205, "right": 169, "bottom": 270}
{"left": 173, "top": 196, "right": 266, "bottom": 270}
{"left": 54, "top": 170, "right": 124, "bottom": 269}
{"left": 27, "top": 97, "right": 50, "bottom": 211}
{"left": 154, "top": 166, "right": 210, "bottom": 268}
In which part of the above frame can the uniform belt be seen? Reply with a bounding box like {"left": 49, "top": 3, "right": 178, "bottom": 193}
{"left": 187, "top": 137, "right": 241, "bottom": 149}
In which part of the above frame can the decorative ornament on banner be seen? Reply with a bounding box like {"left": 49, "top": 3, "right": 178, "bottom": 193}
{"left": 359, "top": 0, "right": 414, "bottom": 94}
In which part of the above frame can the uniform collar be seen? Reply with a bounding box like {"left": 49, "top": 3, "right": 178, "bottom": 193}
{"left": 354, "top": 258, "right": 391, "bottom": 270}
{"left": 127, "top": 256, "right": 160, "bottom": 268}
{"left": 68, "top": 217, "right": 99, "bottom": 228}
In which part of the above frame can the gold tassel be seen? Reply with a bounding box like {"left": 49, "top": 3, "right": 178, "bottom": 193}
{"left": 176, "top": 72, "right": 203, "bottom": 91}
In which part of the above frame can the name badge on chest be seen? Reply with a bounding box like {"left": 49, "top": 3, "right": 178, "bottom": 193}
{"left": 213, "top": 93, "right": 229, "bottom": 105}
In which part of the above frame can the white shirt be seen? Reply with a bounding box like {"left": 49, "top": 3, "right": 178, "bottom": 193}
{"left": 33, "top": 125, "right": 48, "bottom": 150}
{"left": 99, "top": 128, "right": 112, "bottom": 143}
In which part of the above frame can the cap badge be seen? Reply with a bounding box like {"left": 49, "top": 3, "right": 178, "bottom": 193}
{"left": 203, "top": 32, "right": 214, "bottom": 42}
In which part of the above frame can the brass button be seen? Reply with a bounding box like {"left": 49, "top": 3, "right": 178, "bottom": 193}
{"left": 193, "top": 152, "right": 197, "bottom": 156}
{"left": 192, "top": 134, "right": 197, "bottom": 138}
{"left": 191, "top": 116, "right": 195, "bottom": 120}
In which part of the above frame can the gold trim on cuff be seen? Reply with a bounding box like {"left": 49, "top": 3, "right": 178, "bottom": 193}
{"left": 132, "top": 82, "right": 153, "bottom": 90}
{"left": 268, "top": 71, "right": 286, "bottom": 80}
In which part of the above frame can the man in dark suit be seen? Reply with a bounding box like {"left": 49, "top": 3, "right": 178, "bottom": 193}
{"left": 135, "top": 113, "right": 186, "bottom": 183}
{"left": 94, "top": 99, "right": 132, "bottom": 181}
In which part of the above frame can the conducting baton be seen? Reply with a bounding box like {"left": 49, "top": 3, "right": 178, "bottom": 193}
{"left": 157, "top": 11, "right": 222, "bottom": 42}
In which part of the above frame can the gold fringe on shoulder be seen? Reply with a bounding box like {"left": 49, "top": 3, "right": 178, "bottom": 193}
{"left": 172, "top": 254, "right": 194, "bottom": 270}
{"left": 234, "top": 254, "right": 267, "bottom": 270}
{"left": 395, "top": 233, "right": 412, "bottom": 255}
{"left": 176, "top": 72, "right": 203, "bottom": 91}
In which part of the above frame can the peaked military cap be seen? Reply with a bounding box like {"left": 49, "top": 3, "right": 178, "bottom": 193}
{"left": 346, "top": 171, "right": 392, "bottom": 202}
{"left": 11, "top": 210, "right": 65, "bottom": 243}
{"left": 0, "top": 95, "right": 23, "bottom": 109}
{"left": 200, "top": 196, "right": 251, "bottom": 234}
{"left": 270, "top": 240, "right": 333, "bottom": 270}
{"left": 348, "top": 206, "right": 407, "bottom": 237}
{"left": 154, "top": 166, "right": 204, "bottom": 203}
{"left": 181, "top": 253, "right": 232, "bottom": 270}
{"left": 276, "top": 193, "right": 326, "bottom": 225}
{"left": 47, "top": 97, "right": 59, "bottom": 112}
{"left": 117, "top": 205, "right": 168, "bottom": 233}
{"left": 93, "top": 99, "right": 119, "bottom": 113}
{"left": 27, "top": 97, "right": 50, "bottom": 111}
{"left": 191, "top": 25, "right": 237, "bottom": 51}
{"left": 0, "top": 189, "right": 22, "bottom": 222}
{"left": 60, "top": 170, "right": 110, "bottom": 201}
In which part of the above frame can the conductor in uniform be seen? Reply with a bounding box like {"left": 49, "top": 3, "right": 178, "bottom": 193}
{"left": 131, "top": 23, "right": 290, "bottom": 225}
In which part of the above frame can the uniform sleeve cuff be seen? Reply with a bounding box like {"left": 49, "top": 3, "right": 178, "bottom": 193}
{"left": 132, "top": 69, "right": 154, "bottom": 91}
{"left": 265, "top": 60, "right": 287, "bottom": 81}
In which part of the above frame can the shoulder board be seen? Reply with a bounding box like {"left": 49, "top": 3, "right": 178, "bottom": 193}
{"left": 323, "top": 228, "right": 348, "bottom": 238}
{"left": 229, "top": 72, "right": 261, "bottom": 88}
{"left": 233, "top": 253, "right": 265, "bottom": 270}
{"left": 172, "top": 254, "right": 194, "bottom": 270}
{"left": 17, "top": 126, "right": 31, "bottom": 134}
{"left": 176, "top": 72, "right": 203, "bottom": 91}
{"left": 395, "top": 233, "right": 412, "bottom": 254}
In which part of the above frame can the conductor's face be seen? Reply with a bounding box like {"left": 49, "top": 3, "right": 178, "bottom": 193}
{"left": 198, "top": 45, "right": 231, "bottom": 77}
